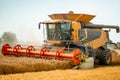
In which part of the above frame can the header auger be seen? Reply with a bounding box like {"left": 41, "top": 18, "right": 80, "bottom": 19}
{"left": 2, "top": 44, "right": 82, "bottom": 65}
{"left": 1, "top": 11, "right": 120, "bottom": 69}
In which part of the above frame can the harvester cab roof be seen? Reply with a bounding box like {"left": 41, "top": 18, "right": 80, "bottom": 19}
{"left": 49, "top": 13, "right": 95, "bottom": 23}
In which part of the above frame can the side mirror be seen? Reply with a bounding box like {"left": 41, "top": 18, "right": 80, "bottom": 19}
{"left": 38, "top": 22, "right": 41, "bottom": 29}
{"left": 116, "top": 27, "right": 120, "bottom": 33}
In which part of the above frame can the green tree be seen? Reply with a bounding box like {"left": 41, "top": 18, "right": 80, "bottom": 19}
{"left": 1, "top": 32, "right": 18, "bottom": 44}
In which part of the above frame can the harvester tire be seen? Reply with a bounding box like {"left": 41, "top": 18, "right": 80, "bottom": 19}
{"left": 97, "top": 49, "right": 112, "bottom": 65}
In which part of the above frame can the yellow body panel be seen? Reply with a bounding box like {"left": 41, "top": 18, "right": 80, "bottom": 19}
{"left": 84, "top": 30, "right": 108, "bottom": 49}
{"left": 72, "top": 21, "right": 80, "bottom": 41}
{"left": 46, "top": 40, "right": 61, "bottom": 44}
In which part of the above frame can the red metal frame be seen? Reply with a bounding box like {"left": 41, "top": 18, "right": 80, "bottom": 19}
{"left": 1, "top": 44, "right": 81, "bottom": 65}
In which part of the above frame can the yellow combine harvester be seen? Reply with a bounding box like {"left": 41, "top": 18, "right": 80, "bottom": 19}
{"left": 2, "top": 11, "right": 120, "bottom": 68}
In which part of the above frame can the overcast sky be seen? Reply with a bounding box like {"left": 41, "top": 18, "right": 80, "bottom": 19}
{"left": 0, "top": 0, "right": 120, "bottom": 43}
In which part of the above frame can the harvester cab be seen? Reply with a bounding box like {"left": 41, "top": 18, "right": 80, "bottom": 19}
{"left": 39, "top": 12, "right": 119, "bottom": 49}
{"left": 39, "top": 12, "right": 96, "bottom": 46}
{"left": 1, "top": 11, "right": 120, "bottom": 69}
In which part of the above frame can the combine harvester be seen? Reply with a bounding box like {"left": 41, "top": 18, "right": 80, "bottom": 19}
{"left": 1, "top": 11, "right": 120, "bottom": 69}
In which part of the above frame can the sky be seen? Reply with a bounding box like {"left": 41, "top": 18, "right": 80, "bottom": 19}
{"left": 0, "top": 0, "right": 120, "bottom": 43}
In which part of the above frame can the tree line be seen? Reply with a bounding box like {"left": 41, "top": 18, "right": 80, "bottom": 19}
{"left": 0, "top": 32, "right": 18, "bottom": 45}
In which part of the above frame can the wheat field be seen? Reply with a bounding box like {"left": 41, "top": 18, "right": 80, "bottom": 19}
{"left": 0, "top": 66, "right": 120, "bottom": 80}
{"left": 0, "top": 55, "right": 74, "bottom": 74}
{"left": 0, "top": 49, "right": 120, "bottom": 80}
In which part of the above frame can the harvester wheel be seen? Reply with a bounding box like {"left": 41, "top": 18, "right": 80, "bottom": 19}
{"left": 56, "top": 48, "right": 64, "bottom": 58}
{"left": 1, "top": 44, "right": 12, "bottom": 56}
{"left": 26, "top": 46, "right": 35, "bottom": 57}
{"left": 13, "top": 45, "right": 22, "bottom": 57}
{"left": 97, "top": 49, "right": 112, "bottom": 65}
{"left": 39, "top": 46, "right": 49, "bottom": 57}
